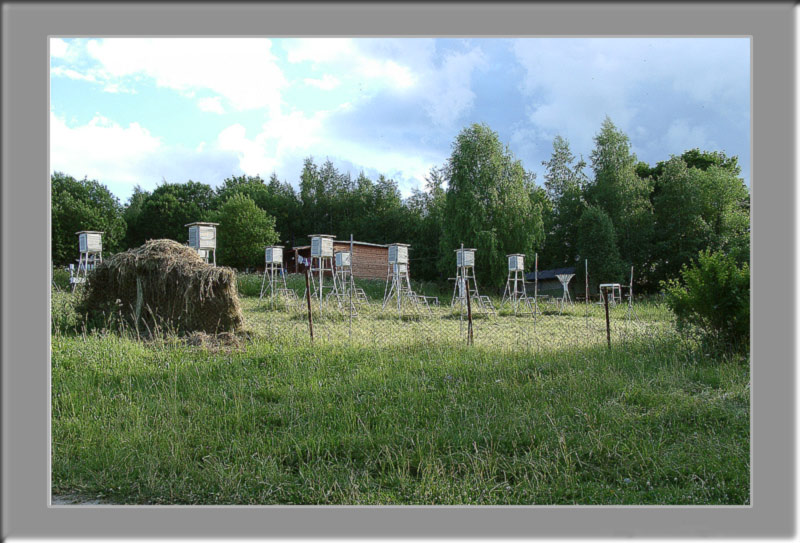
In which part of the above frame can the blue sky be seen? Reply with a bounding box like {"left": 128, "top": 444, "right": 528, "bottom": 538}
{"left": 50, "top": 37, "right": 750, "bottom": 203}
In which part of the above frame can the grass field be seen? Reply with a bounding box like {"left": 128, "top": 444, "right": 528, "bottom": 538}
{"left": 51, "top": 274, "right": 750, "bottom": 505}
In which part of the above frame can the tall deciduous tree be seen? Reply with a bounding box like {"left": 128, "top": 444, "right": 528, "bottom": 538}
{"left": 440, "top": 123, "right": 543, "bottom": 289}
{"left": 651, "top": 157, "right": 710, "bottom": 285}
{"left": 405, "top": 166, "right": 447, "bottom": 281}
{"left": 214, "top": 174, "right": 301, "bottom": 247}
{"left": 51, "top": 172, "right": 126, "bottom": 265}
{"left": 540, "top": 135, "right": 588, "bottom": 268}
{"left": 127, "top": 180, "right": 216, "bottom": 245}
{"left": 576, "top": 205, "right": 625, "bottom": 293}
{"left": 213, "top": 193, "right": 278, "bottom": 270}
{"left": 587, "top": 117, "right": 654, "bottom": 278}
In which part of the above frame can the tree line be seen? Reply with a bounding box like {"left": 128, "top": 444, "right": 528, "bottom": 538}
{"left": 51, "top": 117, "right": 750, "bottom": 293}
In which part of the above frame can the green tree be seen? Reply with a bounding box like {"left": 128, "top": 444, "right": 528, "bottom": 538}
{"left": 213, "top": 194, "right": 278, "bottom": 270}
{"left": 51, "top": 172, "right": 126, "bottom": 265}
{"left": 540, "top": 135, "right": 588, "bottom": 268}
{"left": 586, "top": 117, "right": 654, "bottom": 278}
{"left": 576, "top": 205, "right": 625, "bottom": 294}
{"left": 215, "top": 174, "right": 301, "bottom": 247}
{"left": 128, "top": 180, "right": 216, "bottom": 245}
{"left": 122, "top": 185, "right": 150, "bottom": 248}
{"left": 651, "top": 157, "right": 711, "bottom": 285}
{"left": 405, "top": 166, "right": 447, "bottom": 281}
{"left": 695, "top": 165, "right": 750, "bottom": 263}
{"left": 440, "top": 123, "right": 544, "bottom": 289}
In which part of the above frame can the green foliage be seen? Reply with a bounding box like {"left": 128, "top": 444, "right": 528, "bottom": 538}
{"left": 215, "top": 174, "right": 302, "bottom": 247}
{"left": 540, "top": 136, "right": 588, "bottom": 268}
{"left": 577, "top": 206, "right": 625, "bottom": 292}
{"left": 651, "top": 157, "right": 711, "bottom": 284}
{"left": 405, "top": 167, "right": 447, "bottom": 282}
{"left": 52, "top": 120, "right": 749, "bottom": 295}
{"left": 586, "top": 117, "right": 654, "bottom": 276}
{"left": 51, "top": 172, "right": 127, "bottom": 265}
{"left": 126, "top": 180, "right": 216, "bottom": 246}
{"left": 440, "top": 123, "right": 544, "bottom": 289}
{"left": 213, "top": 194, "right": 279, "bottom": 270}
{"left": 649, "top": 155, "right": 750, "bottom": 287}
{"left": 663, "top": 249, "right": 750, "bottom": 352}
{"left": 122, "top": 186, "right": 149, "bottom": 248}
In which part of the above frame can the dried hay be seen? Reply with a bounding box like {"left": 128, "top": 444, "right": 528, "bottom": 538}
{"left": 79, "top": 239, "right": 244, "bottom": 334}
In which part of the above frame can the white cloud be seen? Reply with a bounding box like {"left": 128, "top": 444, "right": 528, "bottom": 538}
{"left": 50, "top": 111, "right": 243, "bottom": 200}
{"left": 215, "top": 109, "right": 330, "bottom": 177}
{"left": 212, "top": 104, "right": 439, "bottom": 196}
{"left": 50, "top": 38, "right": 70, "bottom": 59}
{"left": 50, "top": 66, "right": 99, "bottom": 83}
{"left": 197, "top": 96, "right": 225, "bottom": 114}
{"left": 303, "top": 74, "right": 340, "bottom": 91}
{"left": 83, "top": 38, "right": 287, "bottom": 113}
{"left": 283, "top": 38, "right": 485, "bottom": 128}
{"left": 50, "top": 111, "right": 162, "bottom": 185}
{"left": 285, "top": 38, "right": 357, "bottom": 64}
{"left": 420, "top": 47, "right": 487, "bottom": 128}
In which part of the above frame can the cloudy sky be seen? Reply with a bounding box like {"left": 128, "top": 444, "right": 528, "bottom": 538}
{"left": 50, "top": 37, "right": 750, "bottom": 203}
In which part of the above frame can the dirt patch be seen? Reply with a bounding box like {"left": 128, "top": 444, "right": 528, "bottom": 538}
{"left": 51, "top": 493, "right": 110, "bottom": 505}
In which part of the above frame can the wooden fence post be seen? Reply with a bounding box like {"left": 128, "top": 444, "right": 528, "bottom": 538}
{"left": 603, "top": 286, "right": 611, "bottom": 349}
{"left": 304, "top": 267, "right": 314, "bottom": 342}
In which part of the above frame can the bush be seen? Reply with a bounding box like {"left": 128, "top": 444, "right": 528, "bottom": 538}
{"left": 52, "top": 266, "right": 71, "bottom": 290}
{"left": 662, "top": 249, "right": 749, "bottom": 352}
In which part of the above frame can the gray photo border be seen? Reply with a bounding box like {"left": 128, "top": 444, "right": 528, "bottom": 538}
{"left": 2, "top": 1, "right": 793, "bottom": 538}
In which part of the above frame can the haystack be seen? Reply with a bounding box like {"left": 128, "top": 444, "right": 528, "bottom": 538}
{"left": 79, "top": 239, "right": 244, "bottom": 334}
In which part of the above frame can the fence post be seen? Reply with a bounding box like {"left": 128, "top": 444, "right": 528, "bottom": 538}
{"left": 349, "top": 233, "right": 354, "bottom": 340}
{"left": 304, "top": 267, "right": 314, "bottom": 343}
{"left": 585, "top": 258, "right": 589, "bottom": 305}
{"left": 465, "top": 271, "right": 473, "bottom": 346}
{"left": 603, "top": 286, "right": 611, "bottom": 349}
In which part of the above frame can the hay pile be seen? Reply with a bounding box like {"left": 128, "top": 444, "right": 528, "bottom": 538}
{"left": 79, "top": 239, "right": 244, "bottom": 334}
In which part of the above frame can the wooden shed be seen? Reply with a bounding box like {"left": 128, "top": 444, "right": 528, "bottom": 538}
{"left": 288, "top": 240, "right": 389, "bottom": 280}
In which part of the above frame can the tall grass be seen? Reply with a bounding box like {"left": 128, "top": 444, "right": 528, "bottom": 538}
{"left": 51, "top": 286, "right": 749, "bottom": 505}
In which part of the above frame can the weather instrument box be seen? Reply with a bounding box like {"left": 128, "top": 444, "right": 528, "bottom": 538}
{"left": 388, "top": 244, "right": 409, "bottom": 264}
{"left": 456, "top": 248, "right": 476, "bottom": 268}
{"left": 335, "top": 251, "right": 351, "bottom": 268}
{"left": 265, "top": 246, "right": 283, "bottom": 264}
{"left": 77, "top": 231, "right": 103, "bottom": 253}
{"left": 186, "top": 222, "right": 218, "bottom": 250}
{"left": 508, "top": 254, "right": 525, "bottom": 272}
{"left": 310, "top": 235, "right": 334, "bottom": 257}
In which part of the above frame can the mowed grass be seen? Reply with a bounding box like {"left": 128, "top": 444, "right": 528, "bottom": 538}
{"left": 51, "top": 280, "right": 749, "bottom": 505}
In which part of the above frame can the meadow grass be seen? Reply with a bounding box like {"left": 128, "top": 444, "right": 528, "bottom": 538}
{"left": 51, "top": 282, "right": 749, "bottom": 505}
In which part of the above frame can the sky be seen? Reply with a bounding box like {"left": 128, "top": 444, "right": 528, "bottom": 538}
{"left": 49, "top": 37, "right": 750, "bottom": 203}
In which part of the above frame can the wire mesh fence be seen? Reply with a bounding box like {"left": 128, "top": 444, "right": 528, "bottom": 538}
{"left": 239, "top": 272, "right": 676, "bottom": 355}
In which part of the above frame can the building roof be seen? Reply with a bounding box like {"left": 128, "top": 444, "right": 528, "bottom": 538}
{"left": 291, "top": 240, "right": 389, "bottom": 251}
{"left": 525, "top": 266, "right": 576, "bottom": 281}
{"left": 185, "top": 222, "right": 219, "bottom": 227}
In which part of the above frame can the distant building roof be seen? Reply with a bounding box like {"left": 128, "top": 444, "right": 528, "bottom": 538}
{"left": 291, "top": 240, "right": 389, "bottom": 250}
{"left": 525, "top": 266, "right": 576, "bottom": 281}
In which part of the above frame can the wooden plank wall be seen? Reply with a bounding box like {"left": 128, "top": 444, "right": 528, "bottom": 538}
{"left": 337, "top": 242, "right": 388, "bottom": 280}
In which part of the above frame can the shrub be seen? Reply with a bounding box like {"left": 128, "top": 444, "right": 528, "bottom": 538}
{"left": 662, "top": 249, "right": 749, "bottom": 352}
{"left": 52, "top": 266, "right": 71, "bottom": 290}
